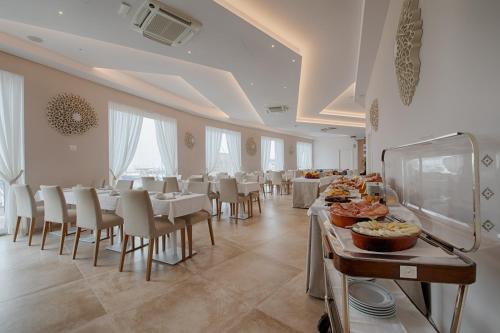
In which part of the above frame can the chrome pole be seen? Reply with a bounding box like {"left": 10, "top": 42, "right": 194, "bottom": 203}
{"left": 450, "top": 284, "right": 468, "bottom": 333}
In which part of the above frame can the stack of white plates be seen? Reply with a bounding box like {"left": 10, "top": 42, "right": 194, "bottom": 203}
{"left": 348, "top": 281, "right": 396, "bottom": 318}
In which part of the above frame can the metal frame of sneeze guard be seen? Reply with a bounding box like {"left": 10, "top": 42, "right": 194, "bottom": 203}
{"left": 381, "top": 132, "right": 481, "bottom": 253}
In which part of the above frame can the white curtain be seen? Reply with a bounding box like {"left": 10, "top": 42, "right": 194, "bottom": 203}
{"left": 225, "top": 129, "right": 241, "bottom": 174}
{"left": 261, "top": 136, "right": 284, "bottom": 171}
{"left": 205, "top": 126, "right": 223, "bottom": 173}
{"left": 275, "top": 138, "right": 284, "bottom": 170}
{"left": 297, "top": 141, "right": 313, "bottom": 169}
{"left": 154, "top": 117, "right": 178, "bottom": 176}
{"left": 108, "top": 103, "right": 143, "bottom": 184}
{"left": 0, "top": 70, "right": 24, "bottom": 234}
{"left": 261, "top": 137, "right": 272, "bottom": 171}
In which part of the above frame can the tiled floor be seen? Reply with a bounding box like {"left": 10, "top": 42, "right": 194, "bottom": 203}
{"left": 0, "top": 194, "right": 323, "bottom": 333}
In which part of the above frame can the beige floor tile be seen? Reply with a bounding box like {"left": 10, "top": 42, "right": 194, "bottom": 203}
{"left": 0, "top": 279, "right": 106, "bottom": 333}
{"left": 68, "top": 315, "right": 119, "bottom": 333}
{"left": 223, "top": 309, "right": 301, "bottom": 333}
{"left": 201, "top": 251, "right": 301, "bottom": 307}
{"left": 257, "top": 271, "right": 324, "bottom": 333}
{"left": 112, "top": 274, "right": 251, "bottom": 333}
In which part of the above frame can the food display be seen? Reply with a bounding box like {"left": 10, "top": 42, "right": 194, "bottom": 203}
{"left": 324, "top": 186, "right": 350, "bottom": 197}
{"left": 304, "top": 171, "right": 320, "bottom": 179}
{"left": 351, "top": 220, "right": 421, "bottom": 252}
{"left": 330, "top": 202, "right": 389, "bottom": 228}
{"left": 333, "top": 176, "right": 364, "bottom": 190}
{"left": 364, "top": 173, "right": 383, "bottom": 183}
{"left": 325, "top": 196, "right": 351, "bottom": 203}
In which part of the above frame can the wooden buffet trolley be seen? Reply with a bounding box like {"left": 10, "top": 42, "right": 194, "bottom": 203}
{"left": 314, "top": 133, "right": 481, "bottom": 333}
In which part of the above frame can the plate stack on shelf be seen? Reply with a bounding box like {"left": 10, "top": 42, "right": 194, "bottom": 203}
{"left": 348, "top": 281, "right": 396, "bottom": 318}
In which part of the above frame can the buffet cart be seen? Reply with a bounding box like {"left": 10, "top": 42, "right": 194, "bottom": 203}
{"left": 314, "top": 133, "right": 481, "bottom": 333}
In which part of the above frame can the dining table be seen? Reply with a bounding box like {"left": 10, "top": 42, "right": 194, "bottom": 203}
{"left": 291, "top": 175, "right": 339, "bottom": 208}
{"left": 35, "top": 188, "right": 211, "bottom": 265}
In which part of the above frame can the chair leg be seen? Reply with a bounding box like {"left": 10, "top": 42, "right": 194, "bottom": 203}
{"left": 28, "top": 217, "right": 36, "bottom": 246}
{"left": 187, "top": 225, "right": 193, "bottom": 257}
{"left": 119, "top": 234, "right": 129, "bottom": 272}
{"left": 110, "top": 226, "right": 114, "bottom": 245}
{"left": 162, "top": 234, "right": 166, "bottom": 251}
{"left": 208, "top": 218, "right": 215, "bottom": 245}
{"left": 181, "top": 229, "right": 186, "bottom": 260}
{"left": 257, "top": 195, "right": 262, "bottom": 214}
{"left": 140, "top": 237, "right": 144, "bottom": 248}
{"left": 72, "top": 227, "right": 81, "bottom": 259}
{"left": 155, "top": 237, "right": 159, "bottom": 254}
{"left": 131, "top": 236, "right": 135, "bottom": 249}
{"left": 235, "top": 203, "right": 239, "bottom": 221}
{"left": 119, "top": 224, "right": 123, "bottom": 241}
{"left": 59, "top": 223, "right": 67, "bottom": 255}
{"left": 13, "top": 216, "right": 21, "bottom": 242}
{"left": 41, "top": 221, "right": 49, "bottom": 250}
{"left": 93, "top": 229, "right": 101, "bottom": 266}
{"left": 146, "top": 238, "right": 154, "bottom": 281}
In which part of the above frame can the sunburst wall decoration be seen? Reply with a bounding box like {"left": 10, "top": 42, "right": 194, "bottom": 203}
{"left": 395, "top": 0, "right": 423, "bottom": 106}
{"left": 246, "top": 137, "right": 257, "bottom": 156}
{"left": 184, "top": 132, "right": 195, "bottom": 149}
{"left": 47, "top": 93, "right": 98, "bottom": 135}
{"left": 369, "top": 99, "right": 379, "bottom": 131}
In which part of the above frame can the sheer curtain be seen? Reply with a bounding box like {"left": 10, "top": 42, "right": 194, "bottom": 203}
{"left": 261, "top": 137, "right": 272, "bottom": 171}
{"left": 0, "top": 70, "right": 24, "bottom": 233}
{"left": 108, "top": 102, "right": 143, "bottom": 184}
{"left": 205, "top": 126, "right": 223, "bottom": 174}
{"left": 225, "top": 129, "right": 241, "bottom": 174}
{"left": 275, "top": 138, "right": 284, "bottom": 170}
{"left": 154, "top": 117, "right": 178, "bottom": 176}
{"left": 297, "top": 141, "right": 313, "bottom": 169}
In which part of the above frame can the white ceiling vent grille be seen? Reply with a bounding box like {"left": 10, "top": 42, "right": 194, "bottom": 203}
{"left": 320, "top": 126, "right": 337, "bottom": 132}
{"left": 132, "top": 0, "right": 201, "bottom": 46}
{"left": 266, "top": 105, "right": 289, "bottom": 114}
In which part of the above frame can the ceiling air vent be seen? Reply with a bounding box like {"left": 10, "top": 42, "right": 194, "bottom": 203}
{"left": 266, "top": 105, "right": 289, "bottom": 114}
{"left": 132, "top": 0, "right": 201, "bottom": 46}
{"left": 320, "top": 127, "right": 337, "bottom": 132}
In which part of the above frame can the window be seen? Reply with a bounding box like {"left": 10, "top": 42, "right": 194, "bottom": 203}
{"left": 109, "top": 102, "right": 177, "bottom": 185}
{"left": 206, "top": 126, "right": 241, "bottom": 175}
{"left": 0, "top": 70, "right": 24, "bottom": 233}
{"left": 297, "top": 141, "right": 313, "bottom": 169}
{"left": 261, "top": 136, "right": 284, "bottom": 171}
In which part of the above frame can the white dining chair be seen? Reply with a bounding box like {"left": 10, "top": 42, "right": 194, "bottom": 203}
{"left": 119, "top": 190, "right": 186, "bottom": 281}
{"left": 40, "top": 186, "right": 77, "bottom": 254}
{"left": 12, "top": 184, "right": 44, "bottom": 246}
{"left": 185, "top": 181, "right": 214, "bottom": 255}
{"left": 234, "top": 171, "right": 245, "bottom": 183}
{"left": 218, "top": 178, "right": 251, "bottom": 220}
{"left": 115, "top": 179, "right": 134, "bottom": 191}
{"left": 271, "top": 171, "right": 284, "bottom": 195}
{"left": 164, "top": 177, "right": 180, "bottom": 193}
{"left": 141, "top": 176, "right": 155, "bottom": 189}
{"left": 72, "top": 187, "right": 124, "bottom": 266}
{"left": 144, "top": 180, "right": 166, "bottom": 193}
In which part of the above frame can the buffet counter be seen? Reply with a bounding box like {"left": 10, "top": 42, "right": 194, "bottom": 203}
{"left": 292, "top": 175, "right": 338, "bottom": 208}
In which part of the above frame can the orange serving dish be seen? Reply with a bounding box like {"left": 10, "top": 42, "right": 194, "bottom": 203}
{"left": 329, "top": 202, "right": 389, "bottom": 228}
{"left": 351, "top": 229, "right": 419, "bottom": 252}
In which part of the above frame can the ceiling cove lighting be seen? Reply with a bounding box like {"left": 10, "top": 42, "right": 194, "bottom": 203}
{"left": 296, "top": 116, "right": 365, "bottom": 128}
{"left": 321, "top": 110, "right": 366, "bottom": 119}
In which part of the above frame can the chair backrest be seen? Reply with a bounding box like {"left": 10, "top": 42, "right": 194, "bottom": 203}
{"left": 73, "top": 187, "right": 102, "bottom": 229}
{"left": 120, "top": 190, "right": 155, "bottom": 238}
{"left": 12, "top": 184, "right": 37, "bottom": 218}
{"left": 41, "top": 185, "right": 68, "bottom": 223}
{"left": 215, "top": 172, "right": 229, "bottom": 181}
{"left": 219, "top": 178, "right": 238, "bottom": 203}
{"left": 115, "top": 179, "right": 134, "bottom": 191}
{"left": 188, "top": 175, "right": 203, "bottom": 182}
{"left": 245, "top": 174, "right": 258, "bottom": 182}
{"left": 165, "top": 177, "right": 180, "bottom": 193}
{"left": 141, "top": 177, "right": 155, "bottom": 189}
{"left": 149, "top": 180, "right": 166, "bottom": 193}
{"left": 234, "top": 171, "right": 245, "bottom": 183}
{"left": 188, "top": 181, "right": 210, "bottom": 194}
{"left": 271, "top": 171, "right": 283, "bottom": 185}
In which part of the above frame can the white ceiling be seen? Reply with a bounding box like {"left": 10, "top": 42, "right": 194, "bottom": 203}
{"left": 0, "top": 0, "right": 388, "bottom": 138}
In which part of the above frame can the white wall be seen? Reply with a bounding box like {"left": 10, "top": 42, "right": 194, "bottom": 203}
{"left": 313, "top": 136, "right": 357, "bottom": 170}
{"left": 365, "top": 0, "right": 500, "bottom": 332}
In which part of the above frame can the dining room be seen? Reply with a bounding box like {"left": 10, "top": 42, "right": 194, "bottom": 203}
{"left": 0, "top": 1, "right": 500, "bottom": 333}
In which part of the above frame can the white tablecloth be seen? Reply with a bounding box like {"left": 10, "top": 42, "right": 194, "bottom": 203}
{"left": 35, "top": 189, "right": 211, "bottom": 223}
{"left": 292, "top": 176, "right": 339, "bottom": 208}
{"left": 209, "top": 181, "right": 259, "bottom": 196}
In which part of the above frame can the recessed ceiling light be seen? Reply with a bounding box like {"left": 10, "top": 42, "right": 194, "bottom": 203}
{"left": 187, "top": 50, "right": 192, "bottom": 54}
{"left": 250, "top": 82, "right": 254, "bottom": 86}
{"left": 283, "top": 86, "right": 287, "bottom": 89}
{"left": 58, "top": 10, "right": 64, "bottom": 15}
{"left": 292, "top": 59, "right": 296, "bottom": 63}
{"left": 26, "top": 35, "right": 43, "bottom": 43}
{"left": 271, "top": 44, "right": 275, "bottom": 48}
